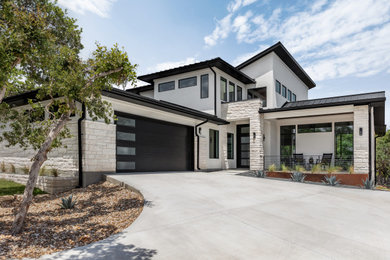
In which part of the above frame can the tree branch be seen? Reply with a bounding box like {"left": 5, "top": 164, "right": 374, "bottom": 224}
{"left": 0, "top": 57, "right": 22, "bottom": 104}
{"left": 84, "top": 67, "right": 123, "bottom": 89}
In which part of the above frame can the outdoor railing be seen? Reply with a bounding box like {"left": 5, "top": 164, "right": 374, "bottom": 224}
{"left": 264, "top": 154, "right": 353, "bottom": 172}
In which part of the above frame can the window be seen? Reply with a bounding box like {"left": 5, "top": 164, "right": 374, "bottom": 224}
{"left": 158, "top": 81, "right": 175, "bottom": 92}
{"left": 220, "top": 77, "right": 227, "bottom": 101}
{"left": 248, "top": 92, "right": 253, "bottom": 99}
{"left": 200, "top": 74, "right": 209, "bottom": 98}
{"left": 298, "top": 123, "right": 332, "bottom": 133}
{"left": 227, "top": 133, "right": 234, "bottom": 159}
{"left": 288, "top": 90, "right": 292, "bottom": 101}
{"left": 229, "top": 82, "right": 235, "bottom": 102}
{"left": 280, "top": 125, "right": 296, "bottom": 159}
{"left": 335, "top": 122, "right": 353, "bottom": 169}
{"left": 209, "top": 129, "right": 219, "bottom": 159}
{"left": 237, "top": 86, "right": 242, "bottom": 101}
{"left": 292, "top": 93, "right": 296, "bottom": 102}
{"left": 282, "top": 85, "right": 287, "bottom": 98}
{"left": 179, "top": 76, "right": 197, "bottom": 88}
{"left": 275, "top": 80, "right": 281, "bottom": 94}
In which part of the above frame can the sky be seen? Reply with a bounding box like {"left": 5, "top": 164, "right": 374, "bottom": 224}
{"left": 57, "top": 0, "right": 390, "bottom": 126}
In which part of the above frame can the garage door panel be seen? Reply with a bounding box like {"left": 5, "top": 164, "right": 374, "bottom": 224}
{"left": 115, "top": 112, "right": 194, "bottom": 172}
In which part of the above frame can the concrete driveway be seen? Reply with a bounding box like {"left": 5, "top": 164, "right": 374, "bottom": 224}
{"left": 44, "top": 171, "right": 390, "bottom": 259}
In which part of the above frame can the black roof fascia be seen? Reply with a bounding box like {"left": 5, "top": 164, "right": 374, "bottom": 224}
{"left": 126, "top": 84, "right": 154, "bottom": 94}
{"left": 138, "top": 58, "right": 255, "bottom": 85}
{"left": 236, "top": 42, "right": 316, "bottom": 89}
{"left": 103, "top": 88, "right": 229, "bottom": 125}
{"left": 2, "top": 90, "right": 40, "bottom": 106}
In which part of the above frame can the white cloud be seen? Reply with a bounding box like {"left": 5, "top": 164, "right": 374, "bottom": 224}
{"left": 228, "top": 0, "right": 258, "bottom": 13}
{"left": 58, "top": 0, "right": 116, "bottom": 18}
{"left": 204, "top": 14, "right": 233, "bottom": 47}
{"left": 148, "top": 57, "right": 198, "bottom": 73}
{"left": 208, "top": 0, "right": 390, "bottom": 81}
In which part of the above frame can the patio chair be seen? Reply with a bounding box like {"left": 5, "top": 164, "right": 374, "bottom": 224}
{"left": 293, "top": 153, "right": 305, "bottom": 168}
{"left": 320, "top": 153, "right": 333, "bottom": 169}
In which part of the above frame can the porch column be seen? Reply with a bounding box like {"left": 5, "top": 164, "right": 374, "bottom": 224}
{"left": 220, "top": 125, "right": 229, "bottom": 170}
{"left": 249, "top": 113, "right": 264, "bottom": 170}
{"left": 353, "top": 105, "right": 369, "bottom": 174}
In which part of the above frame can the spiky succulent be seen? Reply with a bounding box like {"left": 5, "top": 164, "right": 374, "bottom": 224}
{"left": 323, "top": 175, "right": 341, "bottom": 186}
{"left": 362, "top": 178, "right": 374, "bottom": 189}
{"left": 59, "top": 195, "right": 77, "bottom": 209}
{"left": 290, "top": 171, "right": 306, "bottom": 182}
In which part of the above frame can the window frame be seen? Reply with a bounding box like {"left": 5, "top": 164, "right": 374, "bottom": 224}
{"left": 275, "top": 80, "right": 281, "bottom": 94}
{"left": 200, "top": 74, "right": 209, "bottom": 99}
{"left": 282, "top": 85, "right": 287, "bottom": 98}
{"left": 229, "top": 81, "right": 235, "bottom": 102}
{"left": 227, "top": 133, "right": 234, "bottom": 159}
{"left": 237, "top": 86, "right": 242, "bottom": 101}
{"left": 158, "top": 81, "right": 175, "bottom": 92}
{"left": 292, "top": 93, "right": 296, "bottom": 102}
{"left": 178, "top": 76, "right": 197, "bottom": 89}
{"left": 288, "top": 89, "right": 292, "bottom": 101}
{"left": 209, "top": 129, "right": 219, "bottom": 159}
{"left": 220, "top": 77, "right": 227, "bottom": 102}
{"left": 298, "top": 123, "right": 332, "bottom": 133}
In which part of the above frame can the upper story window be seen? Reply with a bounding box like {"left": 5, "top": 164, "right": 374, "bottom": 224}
{"left": 275, "top": 80, "right": 281, "bottom": 94}
{"left": 288, "top": 89, "right": 292, "bottom": 101}
{"left": 200, "top": 74, "right": 209, "bottom": 99}
{"left": 282, "top": 85, "right": 287, "bottom": 98}
{"left": 237, "top": 86, "right": 242, "bottom": 101}
{"left": 292, "top": 93, "right": 296, "bottom": 102}
{"left": 227, "top": 133, "right": 234, "bottom": 159}
{"left": 158, "top": 81, "right": 175, "bottom": 92}
{"left": 298, "top": 123, "right": 332, "bottom": 133}
{"left": 220, "top": 77, "right": 227, "bottom": 102}
{"left": 209, "top": 129, "right": 219, "bottom": 159}
{"left": 179, "top": 76, "right": 197, "bottom": 89}
{"left": 229, "top": 82, "right": 235, "bottom": 102}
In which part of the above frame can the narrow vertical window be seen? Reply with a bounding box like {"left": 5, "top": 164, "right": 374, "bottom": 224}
{"left": 201, "top": 74, "right": 209, "bottom": 98}
{"left": 288, "top": 90, "right": 292, "bottom": 101}
{"left": 282, "top": 85, "right": 287, "bottom": 98}
{"left": 275, "top": 80, "right": 281, "bottom": 94}
{"left": 227, "top": 133, "right": 234, "bottom": 159}
{"left": 220, "top": 77, "right": 227, "bottom": 101}
{"left": 237, "top": 86, "right": 242, "bottom": 101}
{"left": 292, "top": 93, "right": 296, "bottom": 102}
{"left": 209, "top": 129, "right": 219, "bottom": 159}
{"left": 229, "top": 82, "right": 235, "bottom": 102}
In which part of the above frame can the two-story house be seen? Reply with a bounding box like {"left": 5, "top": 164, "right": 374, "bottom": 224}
{"left": 0, "top": 42, "right": 386, "bottom": 191}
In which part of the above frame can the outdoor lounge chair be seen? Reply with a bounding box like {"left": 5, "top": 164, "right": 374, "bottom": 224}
{"left": 293, "top": 153, "right": 305, "bottom": 168}
{"left": 320, "top": 153, "right": 333, "bottom": 169}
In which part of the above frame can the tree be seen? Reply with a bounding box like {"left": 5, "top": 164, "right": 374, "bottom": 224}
{"left": 0, "top": 0, "right": 137, "bottom": 234}
{"left": 376, "top": 130, "right": 390, "bottom": 186}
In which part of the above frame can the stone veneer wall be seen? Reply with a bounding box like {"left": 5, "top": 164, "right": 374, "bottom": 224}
{"left": 221, "top": 99, "right": 264, "bottom": 170}
{"left": 81, "top": 119, "right": 116, "bottom": 186}
{"left": 353, "top": 105, "right": 369, "bottom": 174}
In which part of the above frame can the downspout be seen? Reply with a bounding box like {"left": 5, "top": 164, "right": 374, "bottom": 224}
{"left": 368, "top": 104, "right": 372, "bottom": 181}
{"left": 209, "top": 66, "right": 217, "bottom": 116}
{"left": 195, "top": 119, "right": 208, "bottom": 170}
{"left": 78, "top": 103, "right": 86, "bottom": 187}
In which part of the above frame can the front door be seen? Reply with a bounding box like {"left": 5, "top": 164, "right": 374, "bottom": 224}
{"left": 237, "top": 124, "right": 250, "bottom": 168}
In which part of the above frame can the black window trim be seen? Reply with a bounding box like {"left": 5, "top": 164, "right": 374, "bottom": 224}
{"left": 298, "top": 123, "right": 332, "bottom": 133}
{"left": 227, "top": 132, "right": 234, "bottom": 159}
{"left": 275, "top": 80, "right": 281, "bottom": 94}
{"left": 209, "top": 129, "right": 219, "bottom": 159}
{"left": 220, "top": 77, "right": 227, "bottom": 102}
{"left": 282, "top": 85, "right": 287, "bottom": 98}
{"left": 158, "top": 81, "right": 175, "bottom": 92}
{"left": 237, "top": 86, "right": 242, "bottom": 101}
{"left": 288, "top": 89, "right": 292, "bottom": 101}
{"left": 200, "top": 74, "right": 209, "bottom": 99}
{"left": 229, "top": 81, "right": 235, "bottom": 102}
{"left": 178, "top": 76, "right": 197, "bottom": 89}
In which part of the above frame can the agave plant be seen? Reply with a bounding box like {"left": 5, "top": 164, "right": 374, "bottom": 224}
{"left": 254, "top": 170, "right": 266, "bottom": 178}
{"left": 323, "top": 175, "right": 341, "bottom": 186}
{"left": 290, "top": 171, "right": 306, "bottom": 182}
{"left": 59, "top": 195, "right": 77, "bottom": 209}
{"left": 362, "top": 178, "right": 374, "bottom": 189}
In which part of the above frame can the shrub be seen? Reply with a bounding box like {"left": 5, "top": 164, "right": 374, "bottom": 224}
{"left": 51, "top": 168, "right": 59, "bottom": 177}
{"left": 22, "top": 165, "right": 30, "bottom": 174}
{"left": 59, "top": 195, "right": 77, "bottom": 209}
{"left": 268, "top": 164, "right": 276, "bottom": 172}
{"left": 9, "top": 164, "right": 15, "bottom": 173}
{"left": 311, "top": 164, "right": 321, "bottom": 174}
{"left": 0, "top": 162, "right": 5, "bottom": 173}
{"left": 281, "top": 164, "right": 289, "bottom": 172}
{"left": 327, "top": 166, "right": 342, "bottom": 174}
{"left": 254, "top": 170, "right": 266, "bottom": 178}
{"left": 348, "top": 165, "right": 354, "bottom": 174}
{"left": 291, "top": 171, "right": 306, "bottom": 182}
{"left": 362, "top": 178, "right": 374, "bottom": 189}
{"left": 294, "top": 165, "right": 305, "bottom": 172}
{"left": 323, "top": 175, "right": 341, "bottom": 186}
{"left": 39, "top": 166, "right": 47, "bottom": 176}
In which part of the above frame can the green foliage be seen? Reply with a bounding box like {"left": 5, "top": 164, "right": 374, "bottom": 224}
{"left": 376, "top": 130, "right": 390, "bottom": 185}
{"left": 311, "top": 164, "right": 321, "bottom": 174}
{"left": 294, "top": 165, "right": 305, "bottom": 172}
{"left": 268, "top": 164, "right": 276, "bottom": 172}
{"left": 22, "top": 165, "right": 29, "bottom": 174}
{"left": 327, "top": 166, "right": 342, "bottom": 174}
{"left": 323, "top": 175, "right": 341, "bottom": 186}
{"left": 0, "top": 178, "right": 45, "bottom": 196}
{"left": 51, "top": 168, "right": 59, "bottom": 177}
{"left": 348, "top": 165, "right": 354, "bottom": 174}
{"left": 281, "top": 164, "right": 289, "bottom": 172}
{"left": 290, "top": 172, "right": 306, "bottom": 182}
{"left": 9, "top": 163, "right": 15, "bottom": 173}
{"left": 362, "top": 178, "right": 374, "bottom": 189}
{"left": 39, "top": 166, "right": 47, "bottom": 176}
{"left": 254, "top": 170, "right": 266, "bottom": 178}
{"left": 59, "top": 195, "right": 77, "bottom": 209}
{"left": 0, "top": 162, "right": 5, "bottom": 172}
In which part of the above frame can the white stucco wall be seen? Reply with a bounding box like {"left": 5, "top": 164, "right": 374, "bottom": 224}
{"left": 139, "top": 90, "right": 154, "bottom": 98}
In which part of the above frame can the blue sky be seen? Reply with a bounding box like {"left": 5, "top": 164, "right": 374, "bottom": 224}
{"left": 58, "top": 0, "right": 390, "bottom": 126}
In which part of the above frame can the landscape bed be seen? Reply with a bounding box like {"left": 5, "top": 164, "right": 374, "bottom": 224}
{"left": 0, "top": 181, "right": 144, "bottom": 259}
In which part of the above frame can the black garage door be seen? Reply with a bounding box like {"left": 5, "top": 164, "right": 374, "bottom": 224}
{"left": 115, "top": 112, "right": 194, "bottom": 172}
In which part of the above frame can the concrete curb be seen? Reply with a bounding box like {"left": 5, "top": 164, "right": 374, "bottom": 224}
{"left": 104, "top": 175, "right": 145, "bottom": 202}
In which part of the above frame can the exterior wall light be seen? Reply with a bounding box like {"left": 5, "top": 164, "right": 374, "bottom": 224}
{"left": 253, "top": 132, "right": 256, "bottom": 139}
{"left": 359, "top": 127, "right": 363, "bottom": 136}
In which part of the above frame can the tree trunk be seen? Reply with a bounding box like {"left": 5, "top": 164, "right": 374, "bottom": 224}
{"left": 0, "top": 86, "right": 6, "bottom": 104}
{"left": 11, "top": 113, "right": 70, "bottom": 235}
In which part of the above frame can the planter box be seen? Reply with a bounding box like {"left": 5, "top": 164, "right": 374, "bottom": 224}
{"left": 266, "top": 171, "right": 369, "bottom": 187}
{"left": 0, "top": 173, "right": 78, "bottom": 194}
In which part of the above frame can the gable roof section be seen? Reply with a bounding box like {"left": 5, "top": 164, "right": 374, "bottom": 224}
{"left": 236, "top": 42, "right": 316, "bottom": 89}
{"left": 103, "top": 88, "right": 229, "bottom": 125}
{"left": 138, "top": 58, "right": 255, "bottom": 84}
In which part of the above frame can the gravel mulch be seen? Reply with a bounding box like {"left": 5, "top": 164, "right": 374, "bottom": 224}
{"left": 0, "top": 181, "right": 144, "bottom": 259}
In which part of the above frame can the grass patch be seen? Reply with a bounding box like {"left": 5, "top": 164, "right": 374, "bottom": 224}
{"left": 0, "top": 178, "right": 46, "bottom": 196}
